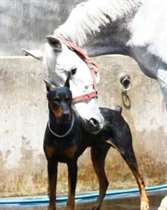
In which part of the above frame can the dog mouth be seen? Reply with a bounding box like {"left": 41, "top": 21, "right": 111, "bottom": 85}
{"left": 62, "top": 113, "right": 72, "bottom": 122}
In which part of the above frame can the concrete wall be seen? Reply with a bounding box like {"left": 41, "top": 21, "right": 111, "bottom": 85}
{"left": 0, "top": 0, "right": 82, "bottom": 55}
{"left": 0, "top": 56, "right": 167, "bottom": 196}
{"left": 1, "top": 0, "right": 167, "bottom": 198}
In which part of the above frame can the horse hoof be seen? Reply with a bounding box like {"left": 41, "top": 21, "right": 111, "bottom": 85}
{"left": 140, "top": 201, "right": 149, "bottom": 210}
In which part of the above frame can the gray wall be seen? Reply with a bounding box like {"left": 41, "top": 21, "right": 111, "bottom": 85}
{"left": 0, "top": 0, "right": 82, "bottom": 55}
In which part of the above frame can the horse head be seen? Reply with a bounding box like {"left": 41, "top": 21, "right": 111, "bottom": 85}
{"left": 23, "top": 36, "right": 104, "bottom": 133}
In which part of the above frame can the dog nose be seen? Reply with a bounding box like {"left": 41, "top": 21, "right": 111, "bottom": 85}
{"left": 63, "top": 110, "right": 70, "bottom": 120}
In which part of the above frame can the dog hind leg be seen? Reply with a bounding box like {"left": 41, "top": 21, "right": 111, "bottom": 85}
{"left": 108, "top": 114, "right": 149, "bottom": 210}
{"left": 91, "top": 145, "right": 110, "bottom": 210}
{"left": 119, "top": 146, "right": 149, "bottom": 210}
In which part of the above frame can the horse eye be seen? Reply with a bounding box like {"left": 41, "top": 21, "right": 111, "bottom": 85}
{"left": 71, "top": 68, "right": 77, "bottom": 75}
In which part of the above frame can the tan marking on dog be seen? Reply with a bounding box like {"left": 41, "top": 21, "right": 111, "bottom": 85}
{"left": 46, "top": 146, "right": 55, "bottom": 158}
{"left": 64, "top": 145, "right": 77, "bottom": 159}
{"left": 52, "top": 106, "right": 64, "bottom": 118}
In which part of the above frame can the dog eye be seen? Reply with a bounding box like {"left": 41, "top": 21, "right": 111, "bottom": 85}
{"left": 65, "top": 97, "right": 71, "bottom": 102}
{"left": 53, "top": 97, "right": 60, "bottom": 102}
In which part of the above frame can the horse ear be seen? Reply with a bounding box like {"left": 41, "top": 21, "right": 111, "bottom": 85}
{"left": 44, "top": 80, "right": 56, "bottom": 92}
{"left": 46, "top": 35, "right": 62, "bottom": 52}
{"left": 22, "top": 49, "right": 43, "bottom": 60}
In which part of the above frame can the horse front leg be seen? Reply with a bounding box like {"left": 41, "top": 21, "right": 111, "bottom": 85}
{"left": 91, "top": 145, "right": 109, "bottom": 210}
{"left": 67, "top": 161, "right": 78, "bottom": 210}
{"left": 47, "top": 160, "right": 58, "bottom": 210}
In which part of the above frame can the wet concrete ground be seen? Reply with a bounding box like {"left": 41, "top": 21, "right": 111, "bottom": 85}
{"left": 0, "top": 189, "right": 166, "bottom": 210}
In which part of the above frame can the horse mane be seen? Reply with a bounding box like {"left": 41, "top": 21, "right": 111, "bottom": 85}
{"left": 54, "top": 0, "right": 141, "bottom": 46}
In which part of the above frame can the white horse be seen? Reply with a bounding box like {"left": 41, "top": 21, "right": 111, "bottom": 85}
{"left": 24, "top": 0, "right": 167, "bottom": 139}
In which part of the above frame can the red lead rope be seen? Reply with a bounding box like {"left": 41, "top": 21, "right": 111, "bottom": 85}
{"left": 56, "top": 36, "right": 98, "bottom": 103}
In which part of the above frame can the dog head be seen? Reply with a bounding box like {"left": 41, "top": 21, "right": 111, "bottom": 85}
{"left": 45, "top": 73, "right": 73, "bottom": 121}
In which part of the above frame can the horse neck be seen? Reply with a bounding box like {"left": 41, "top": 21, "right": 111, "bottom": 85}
{"left": 54, "top": 0, "right": 141, "bottom": 56}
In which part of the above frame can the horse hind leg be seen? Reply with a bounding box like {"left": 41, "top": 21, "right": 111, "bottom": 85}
{"left": 119, "top": 146, "right": 149, "bottom": 210}
{"left": 90, "top": 145, "right": 110, "bottom": 210}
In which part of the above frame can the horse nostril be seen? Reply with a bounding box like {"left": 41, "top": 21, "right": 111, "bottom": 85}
{"left": 89, "top": 118, "right": 99, "bottom": 128}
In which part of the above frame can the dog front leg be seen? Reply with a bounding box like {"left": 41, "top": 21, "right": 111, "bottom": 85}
{"left": 47, "top": 160, "right": 58, "bottom": 210}
{"left": 67, "top": 161, "right": 78, "bottom": 210}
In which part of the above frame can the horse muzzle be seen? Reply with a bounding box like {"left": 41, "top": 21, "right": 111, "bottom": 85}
{"left": 84, "top": 117, "right": 103, "bottom": 134}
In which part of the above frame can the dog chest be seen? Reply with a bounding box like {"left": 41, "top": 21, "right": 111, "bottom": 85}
{"left": 45, "top": 144, "right": 78, "bottom": 161}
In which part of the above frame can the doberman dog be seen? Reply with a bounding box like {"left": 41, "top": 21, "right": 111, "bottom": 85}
{"left": 43, "top": 74, "right": 149, "bottom": 210}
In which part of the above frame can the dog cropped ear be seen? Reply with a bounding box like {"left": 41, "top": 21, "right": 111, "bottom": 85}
{"left": 46, "top": 35, "right": 62, "bottom": 52}
{"left": 44, "top": 80, "right": 56, "bottom": 92}
{"left": 64, "top": 68, "right": 77, "bottom": 88}
{"left": 64, "top": 72, "right": 71, "bottom": 88}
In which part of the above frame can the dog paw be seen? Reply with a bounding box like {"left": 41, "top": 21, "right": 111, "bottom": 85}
{"left": 140, "top": 201, "right": 149, "bottom": 210}
{"left": 47, "top": 206, "right": 56, "bottom": 210}
{"left": 92, "top": 206, "right": 100, "bottom": 210}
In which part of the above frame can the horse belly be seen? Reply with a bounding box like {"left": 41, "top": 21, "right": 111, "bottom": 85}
{"left": 128, "top": 0, "right": 167, "bottom": 72}
{"left": 129, "top": 46, "right": 158, "bottom": 79}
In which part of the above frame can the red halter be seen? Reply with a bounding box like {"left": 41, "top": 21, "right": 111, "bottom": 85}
{"left": 56, "top": 36, "right": 98, "bottom": 103}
